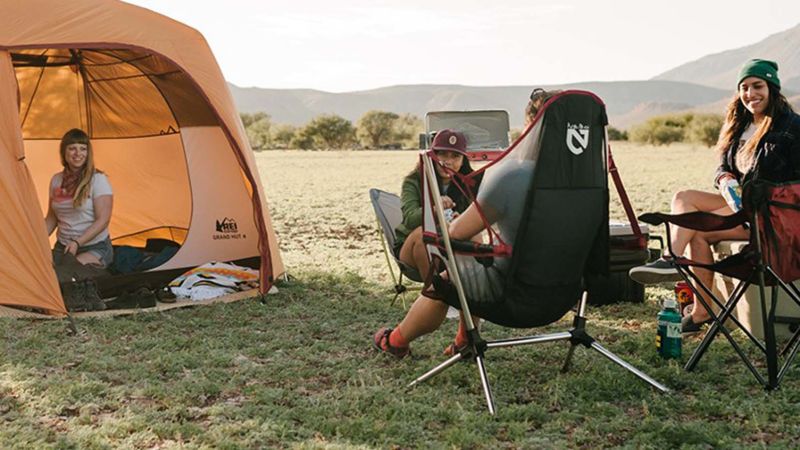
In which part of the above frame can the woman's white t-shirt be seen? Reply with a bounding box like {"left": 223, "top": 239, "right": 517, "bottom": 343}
{"left": 50, "top": 172, "right": 113, "bottom": 246}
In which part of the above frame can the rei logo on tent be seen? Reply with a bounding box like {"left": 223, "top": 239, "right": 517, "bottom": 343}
{"left": 216, "top": 217, "right": 238, "bottom": 233}
{"left": 214, "top": 217, "right": 242, "bottom": 240}
{"left": 566, "top": 122, "right": 590, "bottom": 155}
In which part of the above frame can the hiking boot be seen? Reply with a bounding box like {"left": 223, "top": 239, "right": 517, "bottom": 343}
{"left": 62, "top": 279, "right": 89, "bottom": 312}
{"left": 134, "top": 287, "right": 157, "bottom": 308}
{"left": 82, "top": 279, "right": 106, "bottom": 311}
{"left": 155, "top": 286, "right": 177, "bottom": 304}
{"left": 628, "top": 258, "right": 682, "bottom": 285}
{"left": 372, "top": 327, "right": 410, "bottom": 359}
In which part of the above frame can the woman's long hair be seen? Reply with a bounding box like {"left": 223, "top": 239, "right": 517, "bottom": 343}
{"left": 406, "top": 153, "right": 476, "bottom": 212}
{"left": 59, "top": 128, "right": 99, "bottom": 207}
{"left": 716, "top": 85, "right": 794, "bottom": 162}
{"left": 525, "top": 89, "right": 562, "bottom": 125}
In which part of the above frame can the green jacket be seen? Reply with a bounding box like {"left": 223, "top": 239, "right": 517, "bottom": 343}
{"left": 395, "top": 173, "right": 424, "bottom": 250}
{"left": 394, "top": 172, "right": 469, "bottom": 250}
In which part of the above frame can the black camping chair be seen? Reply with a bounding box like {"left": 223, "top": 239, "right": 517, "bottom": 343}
{"left": 369, "top": 189, "right": 424, "bottom": 306}
{"left": 640, "top": 180, "right": 800, "bottom": 390}
{"left": 412, "top": 91, "right": 669, "bottom": 414}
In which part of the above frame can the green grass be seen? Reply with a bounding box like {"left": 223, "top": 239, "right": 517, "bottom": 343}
{"left": 3, "top": 144, "right": 800, "bottom": 448}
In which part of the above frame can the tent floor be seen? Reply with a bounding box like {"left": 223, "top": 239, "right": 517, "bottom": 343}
{"left": 0, "top": 285, "right": 277, "bottom": 319}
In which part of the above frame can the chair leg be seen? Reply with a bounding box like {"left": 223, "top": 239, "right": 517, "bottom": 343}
{"left": 409, "top": 290, "right": 669, "bottom": 413}
{"left": 763, "top": 284, "right": 779, "bottom": 390}
{"left": 685, "top": 279, "right": 749, "bottom": 371}
{"left": 408, "top": 353, "right": 465, "bottom": 388}
{"left": 588, "top": 341, "right": 670, "bottom": 393}
{"left": 475, "top": 355, "right": 496, "bottom": 415}
{"left": 391, "top": 273, "right": 407, "bottom": 306}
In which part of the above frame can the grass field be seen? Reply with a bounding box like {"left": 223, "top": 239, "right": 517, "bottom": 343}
{"left": 3, "top": 143, "right": 800, "bottom": 448}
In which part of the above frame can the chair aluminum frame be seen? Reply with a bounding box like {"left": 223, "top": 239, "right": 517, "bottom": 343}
{"left": 657, "top": 211, "right": 800, "bottom": 390}
{"left": 369, "top": 189, "right": 423, "bottom": 308}
{"left": 409, "top": 152, "right": 669, "bottom": 414}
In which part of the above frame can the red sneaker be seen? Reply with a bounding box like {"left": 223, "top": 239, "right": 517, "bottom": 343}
{"left": 372, "top": 327, "right": 410, "bottom": 359}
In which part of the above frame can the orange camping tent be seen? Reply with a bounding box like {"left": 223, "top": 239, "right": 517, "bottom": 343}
{"left": 0, "top": 0, "right": 284, "bottom": 315}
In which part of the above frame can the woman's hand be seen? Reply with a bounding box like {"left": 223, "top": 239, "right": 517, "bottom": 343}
{"left": 64, "top": 240, "right": 79, "bottom": 255}
{"left": 716, "top": 172, "right": 736, "bottom": 188}
{"left": 441, "top": 195, "right": 455, "bottom": 210}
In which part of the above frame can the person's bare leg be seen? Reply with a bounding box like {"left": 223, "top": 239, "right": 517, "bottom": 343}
{"left": 669, "top": 190, "right": 729, "bottom": 257}
{"left": 399, "top": 227, "right": 430, "bottom": 277}
{"left": 396, "top": 294, "right": 450, "bottom": 342}
{"left": 76, "top": 252, "right": 103, "bottom": 267}
{"left": 686, "top": 206, "right": 749, "bottom": 321}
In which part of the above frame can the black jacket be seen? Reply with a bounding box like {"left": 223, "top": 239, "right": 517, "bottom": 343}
{"left": 714, "top": 110, "right": 800, "bottom": 188}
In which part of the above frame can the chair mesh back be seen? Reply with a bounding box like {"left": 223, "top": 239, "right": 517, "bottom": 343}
{"left": 369, "top": 189, "right": 402, "bottom": 249}
{"left": 503, "top": 92, "right": 609, "bottom": 326}
{"left": 442, "top": 91, "right": 610, "bottom": 328}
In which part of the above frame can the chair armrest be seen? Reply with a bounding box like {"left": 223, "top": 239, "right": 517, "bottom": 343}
{"left": 422, "top": 233, "right": 500, "bottom": 255}
{"left": 639, "top": 210, "right": 747, "bottom": 232}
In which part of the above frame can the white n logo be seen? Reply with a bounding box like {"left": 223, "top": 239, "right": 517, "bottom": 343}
{"left": 566, "top": 123, "right": 589, "bottom": 155}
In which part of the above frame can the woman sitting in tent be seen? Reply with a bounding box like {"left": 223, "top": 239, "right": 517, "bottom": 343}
{"left": 45, "top": 128, "right": 114, "bottom": 268}
{"left": 394, "top": 129, "right": 478, "bottom": 279}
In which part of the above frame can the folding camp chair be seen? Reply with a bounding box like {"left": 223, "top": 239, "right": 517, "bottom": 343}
{"left": 411, "top": 91, "right": 668, "bottom": 414}
{"left": 640, "top": 180, "right": 800, "bottom": 390}
{"left": 369, "top": 189, "right": 424, "bottom": 306}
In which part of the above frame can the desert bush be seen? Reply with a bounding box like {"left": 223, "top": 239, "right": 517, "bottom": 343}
{"left": 240, "top": 112, "right": 272, "bottom": 150}
{"left": 290, "top": 126, "right": 316, "bottom": 150}
{"left": 607, "top": 126, "right": 628, "bottom": 141}
{"left": 271, "top": 124, "right": 297, "bottom": 149}
{"left": 301, "top": 114, "right": 356, "bottom": 149}
{"left": 630, "top": 114, "right": 691, "bottom": 145}
{"left": 686, "top": 113, "right": 723, "bottom": 147}
{"left": 357, "top": 110, "right": 399, "bottom": 149}
{"left": 393, "top": 113, "right": 424, "bottom": 149}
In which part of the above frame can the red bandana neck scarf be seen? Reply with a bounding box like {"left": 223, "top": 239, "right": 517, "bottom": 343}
{"left": 60, "top": 166, "right": 86, "bottom": 198}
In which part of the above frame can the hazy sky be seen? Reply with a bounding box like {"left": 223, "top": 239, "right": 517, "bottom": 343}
{"left": 127, "top": 0, "right": 800, "bottom": 92}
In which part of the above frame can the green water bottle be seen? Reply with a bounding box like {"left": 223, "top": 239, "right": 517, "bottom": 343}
{"left": 657, "top": 297, "right": 682, "bottom": 359}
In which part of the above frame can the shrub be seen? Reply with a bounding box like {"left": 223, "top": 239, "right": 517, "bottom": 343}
{"left": 630, "top": 114, "right": 691, "bottom": 146}
{"left": 686, "top": 114, "right": 723, "bottom": 147}
{"left": 607, "top": 127, "right": 628, "bottom": 141}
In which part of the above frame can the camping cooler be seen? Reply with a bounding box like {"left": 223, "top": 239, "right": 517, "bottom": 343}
{"left": 712, "top": 241, "right": 800, "bottom": 340}
{"left": 587, "top": 221, "right": 651, "bottom": 305}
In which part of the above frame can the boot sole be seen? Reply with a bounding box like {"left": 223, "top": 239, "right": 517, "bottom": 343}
{"left": 628, "top": 267, "right": 682, "bottom": 285}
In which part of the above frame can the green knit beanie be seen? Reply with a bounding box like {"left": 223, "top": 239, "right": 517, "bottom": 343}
{"left": 737, "top": 59, "right": 780, "bottom": 89}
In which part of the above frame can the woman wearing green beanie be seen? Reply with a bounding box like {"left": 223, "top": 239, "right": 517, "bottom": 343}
{"left": 630, "top": 58, "right": 800, "bottom": 332}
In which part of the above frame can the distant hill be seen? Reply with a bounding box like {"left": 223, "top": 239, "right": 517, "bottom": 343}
{"left": 229, "top": 22, "right": 800, "bottom": 130}
{"left": 229, "top": 81, "right": 728, "bottom": 129}
{"left": 654, "top": 23, "right": 800, "bottom": 89}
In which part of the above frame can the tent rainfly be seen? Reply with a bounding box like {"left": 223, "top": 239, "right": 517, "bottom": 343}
{"left": 0, "top": 0, "right": 285, "bottom": 315}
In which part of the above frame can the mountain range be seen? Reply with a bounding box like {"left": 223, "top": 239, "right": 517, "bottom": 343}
{"left": 230, "top": 23, "right": 800, "bottom": 130}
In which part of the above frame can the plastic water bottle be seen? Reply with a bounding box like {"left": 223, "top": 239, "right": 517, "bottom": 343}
{"left": 657, "top": 297, "right": 682, "bottom": 359}
{"left": 720, "top": 178, "right": 743, "bottom": 212}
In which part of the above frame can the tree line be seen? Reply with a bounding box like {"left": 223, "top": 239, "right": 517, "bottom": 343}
{"left": 608, "top": 113, "right": 724, "bottom": 147}
{"left": 240, "top": 111, "right": 423, "bottom": 150}
{"left": 242, "top": 110, "right": 725, "bottom": 150}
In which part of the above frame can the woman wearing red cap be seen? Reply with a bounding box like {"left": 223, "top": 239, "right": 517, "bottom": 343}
{"left": 374, "top": 129, "right": 538, "bottom": 358}
{"left": 629, "top": 59, "right": 800, "bottom": 333}
{"left": 394, "top": 129, "right": 477, "bottom": 280}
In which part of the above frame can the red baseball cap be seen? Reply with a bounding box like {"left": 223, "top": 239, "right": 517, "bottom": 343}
{"left": 430, "top": 129, "right": 468, "bottom": 156}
